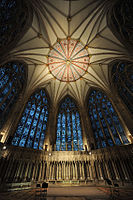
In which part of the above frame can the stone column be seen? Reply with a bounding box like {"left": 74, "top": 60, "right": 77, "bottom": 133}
{"left": 24, "top": 162, "right": 30, "bottom": 181}
{"left": 32, "top": 163, "right": 36, "bottom": 181}
{"left": 38, "top": 162, "right": 43, "bottom": 181}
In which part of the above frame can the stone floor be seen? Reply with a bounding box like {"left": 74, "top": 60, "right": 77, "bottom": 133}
{"left": 0, "top": 186, "right": 133, "bottom": 200}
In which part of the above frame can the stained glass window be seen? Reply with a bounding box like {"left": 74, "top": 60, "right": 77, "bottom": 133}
{"left": 12, "top": 89, "right": 49, "bottom": 150}
{"left": 109, "top": 0, "right": 133, "bottom": 46}
{"left": 56, "top": 96, "right": 83, "bottom": 151}
{"left": 0, "top": 0, "right": 31, "bottom": 54}
{"left": 112, "top": 61, "right": 133, "bottom": 114}
{"left": 0, "top": 61, "right": 27, "bottom": 129}
{"left": 88, "top": 89, "right": 129, "bottom": 149}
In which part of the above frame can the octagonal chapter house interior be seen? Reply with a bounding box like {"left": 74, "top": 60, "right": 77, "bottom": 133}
{"left": 0, "top": 0, "right": 133, "bottom": 187}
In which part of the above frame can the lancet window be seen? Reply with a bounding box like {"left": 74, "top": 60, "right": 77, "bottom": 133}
{"left": 111, "top": 61, "right": 133, "bottom": 114}
{"left": 0, "top": 61, "right": 27, "bottom": 129}
{"left": 56, "top": 96, "right": 83, "bottom": 151}
{"left": 12, "top": 89, "right": 49, "bottom": 150}
{"left": 88, "top": 89, "right": 129, "bottom": 149}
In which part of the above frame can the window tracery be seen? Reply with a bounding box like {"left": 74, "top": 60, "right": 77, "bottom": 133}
{"left": 109, "top": 0, "right": 133, "bottom": 46}
{"left": 111, "top": 61, "right": 133, "bottom": 115}
{"left": 56, "top": 96, "right": 83, "bottom": 151}
{"left": 88, "top": 89, "right": 129, "bottom": 149}
{"left": 12, "top": 89, "right": 49, "bottom": 150}
{"left": 0, "top": 61, "right": 27, "bottom": 130}
{"left": 0, "top": 0, "right": 32, "bottom": 55}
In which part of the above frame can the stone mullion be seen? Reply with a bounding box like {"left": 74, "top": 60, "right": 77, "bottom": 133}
{"left": 70, "top": 111, "right": 74, "bottom": 150}
{"left": 75, "top": 110, "right": 79, "bottom": 150}
{"left": 105, "top": 99, "right": 124, "bottom": 144}
{"left": 60, "top": 113, "right": 63, "bottom": 151}
{"left": 23, "top": 100, "right": 36, "bottom": 147}
{"left": 90, "top": 106, "right": 102, "bottom": 148}
{"left": 100, "top": 102, "right": 116, "bottom": 145}
{"left": 38, "top": 106, "right": 47, "bottom": 149}
{"left": 17, "top": 106, "right": 31, "bottom": 146}
{"left": 31, "top": 104, "right": 43, "bottom": 149}
{"left": 0, "top": 78, "right": 12, "bottom": 109}
{"left": 65, "top": 110, "right": 68, "bottom": 151}
{"left": 96, "top": 102, "right": 109, "bottom": 147}
{"left": 0, "top": 71, "right": 13, "bottom": 106}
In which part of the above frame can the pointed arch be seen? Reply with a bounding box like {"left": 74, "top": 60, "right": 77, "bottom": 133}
{"left": 12, "top": 88, "right": 49, "bottom": 150}
{"left": 87, "top": 89, "right": 129, "bottom": 149}
{"left": 0, "top": 60, "right": 27, "bottom": 130}
{"left": 56, "top": 96, "right": 83, "bottom": 151}
{"left": 108, "top": 0, "right": 133, "bottom": 48}
{"left": 111, "top": 60, "right": 133, "bottom": 115}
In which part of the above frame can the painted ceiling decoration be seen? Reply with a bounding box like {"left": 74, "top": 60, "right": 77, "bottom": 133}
{"left": 48, "top": 39, "right": 90, "bottom": 82}
{"left": 6, "top": 0, "right": 130, "bottom": 106}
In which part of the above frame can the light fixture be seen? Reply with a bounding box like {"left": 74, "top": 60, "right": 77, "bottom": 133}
{"left": 3, "top": 146, "right": 6, "bottom": 150}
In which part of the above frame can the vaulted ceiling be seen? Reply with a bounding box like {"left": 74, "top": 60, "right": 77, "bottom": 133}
{"left": 8, "top": 0, "right": 128, "bottom": 106}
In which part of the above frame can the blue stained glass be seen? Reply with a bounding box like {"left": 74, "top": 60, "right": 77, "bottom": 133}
{"left": 0, "top": 61, "right": 26, "bottom": 130}
{"left": 88, "top": 89, "right": 129, "bottom": 149}
{"left": 112, "top": 61, "right": 133, "bottom": 114}
{"left": 56, "top": 96, "right": 83, "bottom": 151}
{"left": 12, "top": 89, "right": 49, "bottom": 149}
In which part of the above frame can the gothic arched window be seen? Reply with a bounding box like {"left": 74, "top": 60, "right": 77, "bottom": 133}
{"left": 88, "top": 89, "right": 129, "bottom": 149}
{"left": 0, "top": 61, "right": 27, "bottom": 130}
{"left": 56, "top": 96, "right": 83, "bottom": 151}
{"left": 111, "top": 61, "right": 133, "bottom": 114}
{"left": 0, "top": 0, "right": 32, "bottom": 55}
{"left": 108, "top": 0, "right": 133, "bottom": 46}
{"left": 12, "top": 89, "right": 49, "bottom": 150}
